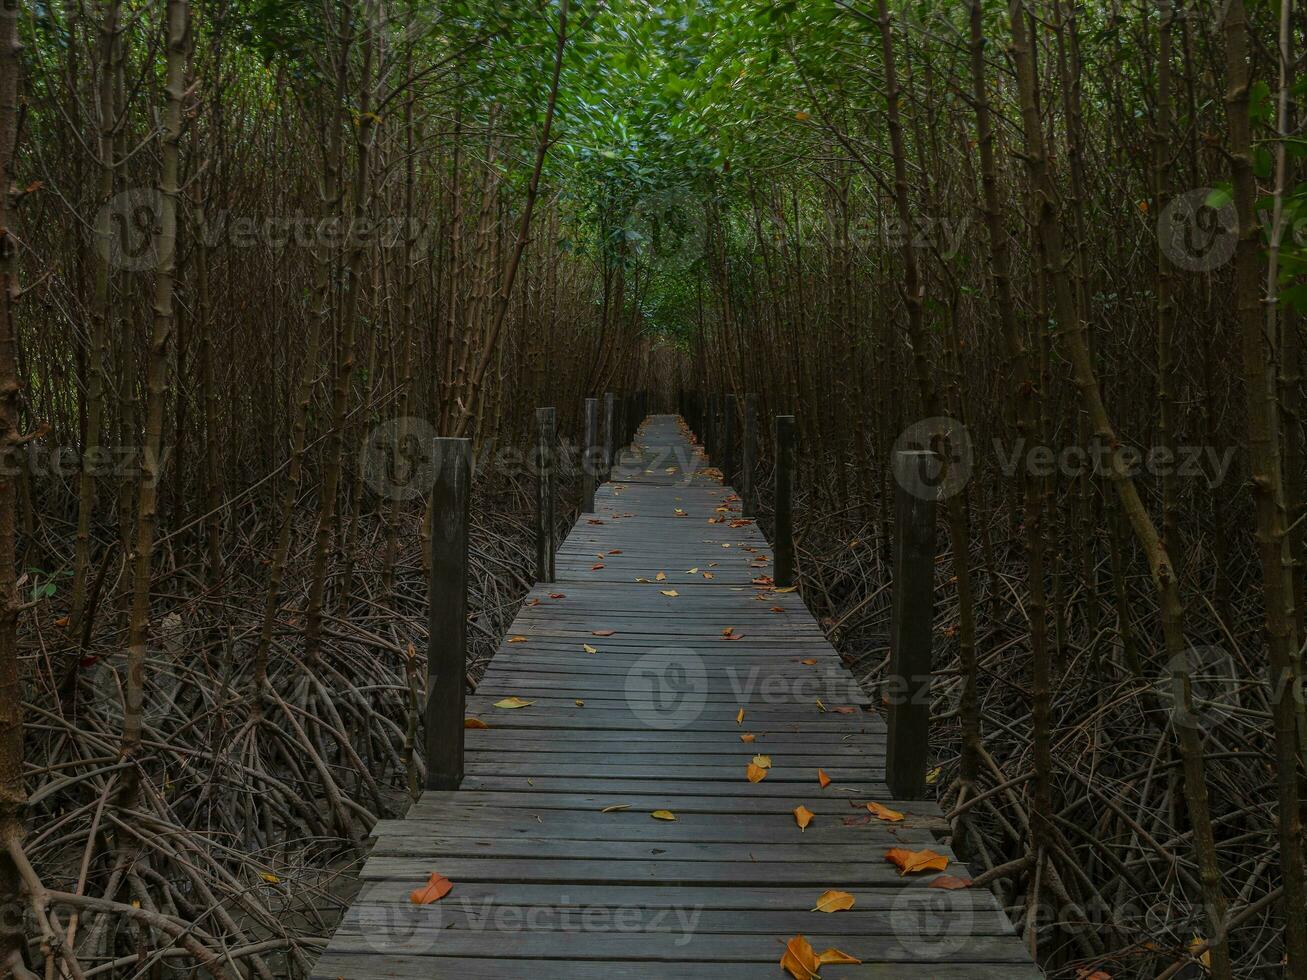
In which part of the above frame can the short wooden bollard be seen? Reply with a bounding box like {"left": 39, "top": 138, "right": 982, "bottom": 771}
{"left": 426, "top": 437, "right": 470, "bottom": 791}
{"left": 886, "top": 449, "right": 938, "bottom": 800}
{"left": 602, "top": 391, "right": 615, "bottom": 481}
{"left": 741, "top": 393, "right": 758, "bottom": 517}
{"left": 535, "top": 407, "right": 556, "bottom": 583}
{"left": 773, "top": 415, "right": 796, "bottom": 588}
{"left": 582, "top": 397, "right": 599, "bottom": 513}
{"left": 723, "top": 393, "right": 737, "bottom": 488}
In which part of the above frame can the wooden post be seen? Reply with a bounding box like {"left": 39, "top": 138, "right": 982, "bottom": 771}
{"left": 723, "top": 393, "right": 737, "bottom": 487}
{"left": 706, "top": 393, "right": 719, "bottom": 461}
{"left": 774, "top": 415, "right": 796, "bottom": 588}
{"left": 741, "top": 393, "right": 758, "bottom": 517}
{"left": 602, "top": 391, "right": 615, "bottom": 482}
{"left": 582, "top": 396, "right": 599, "bottom": 513}
{"left": 426, "top": 438, "right": 470, "bottom": 791}
{"left": 886, "top": 449, "right": 938, "bottom": 800}
{"left": 535, "top": 407, "right": 556, "bottom": 583}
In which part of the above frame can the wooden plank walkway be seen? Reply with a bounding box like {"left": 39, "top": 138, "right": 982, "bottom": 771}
{"left": 313, "top": 415, "right": 1040, "bottom": 979}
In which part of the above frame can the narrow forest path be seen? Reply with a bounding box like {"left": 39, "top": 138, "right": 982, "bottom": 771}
{"left": 312, "top": 416, "right": 1039, "bottom": 978}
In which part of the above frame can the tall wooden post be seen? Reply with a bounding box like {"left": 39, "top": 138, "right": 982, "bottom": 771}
{"left": 774, "top": 415, "right": 796, "bottom": 588}
{"left": 886, "top": 449, "right": 938, "bottom": 800}
{"left": 582, "top": 396, "right": 599, "bottom": 513}
{"left": 427, "top": 438, "right": 470, "bottom": 790}
{"left": 723, "top": 393, "right": 737, "bottom": 488}
{"left": 706, "top": 393, "right": 719, "bottom": 462}
{"left": 535, "top": 407, "right": 556, "bottom": 583}
{"left": 602, "top": 391, "right": 615, "bottom": 482}
{"left": 741, "top": 393, "right": 758, "bottom": 517}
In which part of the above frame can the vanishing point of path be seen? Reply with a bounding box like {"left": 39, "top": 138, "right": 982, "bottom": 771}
{"left": 313, "top": 415, "right": 1039, "bottom": 978}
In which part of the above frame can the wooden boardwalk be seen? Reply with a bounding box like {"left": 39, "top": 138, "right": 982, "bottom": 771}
{"left": 313, "top": 415, "right": 1040, "bottom": 979}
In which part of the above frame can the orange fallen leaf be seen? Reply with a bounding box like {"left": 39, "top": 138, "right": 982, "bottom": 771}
{"left": 830, "top": 706, "right": 857, "bottom": 715}
{"left": 740, "top": 733, "right": 756, "bottom": 743}
{"left": 866, "top": 802, "right": 905, "bottom": 823}
{"left": 608, "top": 549, "right": 622, "bottom": 554}
{"left": 508, "top": 636, "right": 529, "bottom": 643}
{"left": 771, "top": 606, "right": 785, "bottom": 613}
{"left": 812, "top": 889, "right": 855, "bottom": 913}
{"left": 929, "top": 875, "right": 974, "bottom": 890}
{"left": 548, "top": 592, "right": 567, "bottom": 599}
{"left": 780, "top": 935, "right": 821, "bottom": 980}
{"left": 818, "top": 769, "right": 832, "bottom": 789}
{"left": 463, "top": 718, "right": 488, "bottom": 729}
{"left": 1074, "top": 969, "right": 1113, "bottom": 980}
{"left": 746, "top": 761, "right": 768, "bottom": 783}
{"left": 884, "top": 847, "right": 948, "bottom": 875}
{"left": 409, "top": 872, "right": 453, "bottom": 905}
{"left": 817, "top": 948, "right": 861, "bottom": 965}
{"left": 591, "top": 563, "right": 605, "bottom": 570}
{"left": 794, "top": 805, "right": 814, "bottom": 830}
{"left": 592, "top": 629, "right": 616, "bottom": 637}
{"left": 801, "top": 658, "right": 817, "bottom": 666}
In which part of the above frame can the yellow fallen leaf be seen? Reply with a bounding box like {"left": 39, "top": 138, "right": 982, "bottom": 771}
{"left": 812, "top": 889, "right": 855, "bottom": 913}
{"left": 884, "top": 847, "right": 949, "bottom": 875}
{"left": 409, "top": 872, "right": 453, "bottom": 904}
{"left": 780, "top": 934, "right": 821, "bottom": 980}
{"left": 746, "top": 761, "right": 768, "bottom": 783}
{"left": 794, "top": 805, "right": 815, "bottom": 830}
{"left": 926, "top": 766, "right": 942, "bottom": 784}
{"left": 574, "top": 699, "right": 585, "bottom": 706}
{"left": 866, "top": 802, "right": 905, "bottom": 823}
{"left": 740, "top": 733, "right": 756, "bottom": 743}
{"left": 508, "top": 636, "right": 528, "bottom": 643}
{"left": 464, "top": 718, "right": 489, "bottom": 729}
{"left": 776, "top": 586, "right": 798, "bottom": 593}
{"left": 260, "top": 872, "right": 280, "bottom": 884}
{"left": 1189, "top": 936, "right": 1212, "bottom": 969}
{"left": 817, "top": 948, "right": 861, "bottom": 965}
{"left": 736, "top": 707, "right": 745, "bottom": 725}
{"left": 660, "top": 590, "right": 679, "bottom": 597}
{"left": 818, "top": 769, "right": 831, "bottom": 789}
{"left": 686, "top": 567, "right": 699, "bottom": 574}
{"left": 752, "top": 754, "right": 772, "bottom": 769}
{"left": 794, "top": 110, "right": 810, "bottom": 121}
{"left": 600, "top": 804, "right": 631, "bottom": 812}
{"left": 815, "top": 698, "right": 827, "bottom": 712}
{"left": 656, "top": 571, "right": 667, "bottom": 581}
{"left": 583, "top": 643, "right": 599, "bottom": 654}
{"left": 651, "top": 810, "right": 677, "bottom": 821}
{"left": 674, "top": 508, "right": 687, "bottom": 516}
{"left": 493, "top": 697, "right": 534, "bottom": 709}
